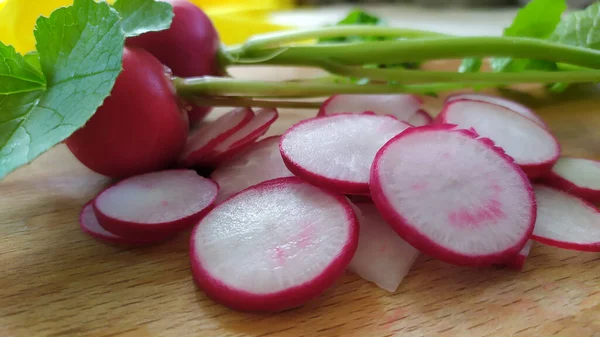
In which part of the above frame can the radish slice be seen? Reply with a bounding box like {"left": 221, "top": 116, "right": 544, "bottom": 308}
{"left": 348, "top": 202, "right": 419, "bottom": 292}
{"left": 531, "top": 185, "right": 600, "bottom": 252}
{"left": 370, "top": 125, "right": 536, "bottom": 267}
{"left": 93, "top": 170, "right": 218, "bottom": 240}
{"left": 544, "top": 157, "right": 600, "bottom": 203}
{"left": 446, "top": 93, "right": 547, "bottom": 128}
{"left": 189, "top": 177, "right": 359, "bottom": 312}
{"left": 80, "top": 202, "right": 157, "bottom": 245}
{"left": 438, "top": 99, "right": 560, "bottom": 178}
{"left": 407, "top": 109, "right": 433, "bottom": 127}
{"left": 180, "top": 107, "right": 253, "bottom": 167}
{"left": 210, "top": 136, "right": 293, "bottom": 203}
{"left": 280, "top": 113, "right": 411, "bottom": 194}
{"left": 318, "top": 94, "right": 422, "bottom": 121}
{"left": 504, "top": 240, "right": 533, "bottom": 270}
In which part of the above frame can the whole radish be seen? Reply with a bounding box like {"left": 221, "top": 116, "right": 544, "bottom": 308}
{"left": 65, "top": 46, "right": 189, "bottom": 179}
{"left": 126, "top": 0, "right": 222, "bottom": 123}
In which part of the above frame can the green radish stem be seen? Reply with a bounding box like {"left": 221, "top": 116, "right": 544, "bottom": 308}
{"left": 187, "top": 96, "right": 323, "bottom": 109}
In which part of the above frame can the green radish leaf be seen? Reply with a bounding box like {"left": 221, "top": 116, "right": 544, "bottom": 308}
{"left": 318, "top": 9, "right": 388, "bottom": 44}
{"left": 459, "top": 58, "right": 482, "bottom": 73}
{"left": 112, "top": 0, "right": 174, "bottom": 37}
{"left": 549, "top": 2, "right": 600, "bottom": 49}
{"left": 0, "top": 42, "right": 46, "bottom": 94}
{"left": 23, "top": 51, "right": 42, "bottom": 73}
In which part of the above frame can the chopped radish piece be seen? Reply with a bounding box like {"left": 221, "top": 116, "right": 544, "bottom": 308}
{"left": 370, "top": 125, "right": 536, "bottom": 267}
{"left": 180, "top": 108, "right": 253, "bottom": 167}
{"left": 531, "top": 185, "right": 600, "bottom": 252}
{"left": 438, "top": 99, "right": 560, "bottom": 178}
{"left": 80, "top": 202, "right": 157, "bottom": 245}
{"left": 318, "top": 94, "right": 422, "bottom": 121}
{"left": 189, "top": 177, "right": 359, "bottom": 312}
{"left": 348, "top": 202, "right": 419, "bottom": 292}
{"left": 446, "top": 93, "right": 547, "bottom": 128}
{"left": 544, "top": 157, "right": 600, "bottom": 203}
{"left": 280, "top": 113, "right": 411, "bottom": 194}
{"left": 407, "top": 109, "right": 433, "bottom": 127}
{"left": 504, "top": 240, "right": 533, "bottom": 270}
{"left": 93, "top": 170, "right": 218, "bottom": 240}
{"left": 210, "top": 136, "right": 293, "bottom": 203}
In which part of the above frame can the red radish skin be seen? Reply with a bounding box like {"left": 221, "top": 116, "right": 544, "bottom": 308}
{"left": 504, "top": 240, "right": 533, "bottom": 270}
{"left": 437, "top": 99, "right": 560, "bottom": 178}
{"left": 543, "top": 157, "right": 600, "bottom": 203}
{"left": 93, "top": 170, "right": 218, "bottom": 240}
{"left": 318, "top": 94, "right": 422, "bottom": 121}
{"left": 531, "top": 185, "right": 600, "bottom": 252}
{"left": 65, "top": 47, "right": 188, "bottom": 179}
{"left": 280, "top": 113, "right": 411, "bottom": 195}
{"left": 210, "top": 136, "right": 293, "bottom": 203}
{"left": 370, "top": 125, "right": 536, "bottom": 267}
{"left": 189, "top": 177, "right": 359, "bottom": 312}
{"left": 407, "top": 109, "right": 433, "bottom": 127}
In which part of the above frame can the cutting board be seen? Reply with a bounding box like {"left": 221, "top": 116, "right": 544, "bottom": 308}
{"left": 1, "top": 63, "right": 599, "bottom": 337}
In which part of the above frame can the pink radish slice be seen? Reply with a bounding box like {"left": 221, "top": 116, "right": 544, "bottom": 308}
{"left": 543, "top": 157, "right": 600, "bottom": 203}
{"left": 210, "top": 136, "right": 293, "bottom": 203}
{"left": 280, "top": 113, "right": 411, "bottom": 195}
{"left": 180, "top": 107, "right": 253, "bottom": 167}
{"left": 80, "top": 202, "right": 157, "bottom": 245}
{"left": 370, "top": 125, "right": 536, "bottom": 267}
{"left": 318, "top": 94, "right": 422, "bottom": 121}
{"left": 407, "top": 109, "right": 433, "bottom": 127}
{"left": 446, "top": 93, "right": 547, "bottom": 128}
{"left": 438, "top": 99, "right": 560, "bottom": 178}
{"left": 531, "top": 185, "right": 600, "bottom": 252}
{"left": 504, "top": 240, "right": 533, "bottom": 270}
{"left": 348, "top": 202, "right": 419, "bottom": 292}
{"left": 189, "top": 177, "right": 359, "bottom": 312}
{"left": 93, "top": 170, "right": 218, "bottom": 240}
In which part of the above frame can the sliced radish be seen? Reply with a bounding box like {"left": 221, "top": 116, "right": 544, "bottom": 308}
{"left": 180, "top": 107, "right": 253, "bottom": 167}
{"left": 544, "top": 157, "right": 600, "bottom": 203}
{"left": 370, "top": 125, "right": 536, "bottom": 267}
{"left": 438, "top": 99, "right": 560, "bottom": 178}
{"left": 531, "top": 185, "right": 600, "bottom": 252}
{"left": 407, "top": 109, "right": 433, "bottom": 127}
{"left": 504, "top": 240, "right": 533, "bottom": 270}
{"left": 189, "top": 177, "right": 359, "bottom": 312}
{"left": 280, "top": 113, "right": 411, "bottom": 194}
{"left": 80, "top": 202, "right": 157, "bottom": 245}
{"left": 318, "top": 94, "right": 422, "bottom": 121}
{"left": 446, "top": 93, "right": 547, "bottom": 128}
{"left": 93, "top": 170, "right": 218, "bottom": 240}
{"left": 210, "top": 136, "right": 293, "bottom": 203}
{"left": 348, "top": 202, "right": 419, "bottom": 293}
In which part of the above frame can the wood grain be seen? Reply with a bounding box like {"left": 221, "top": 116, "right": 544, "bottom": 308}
{"left": 1, "top": 64, "right": 599, "bottom": 337}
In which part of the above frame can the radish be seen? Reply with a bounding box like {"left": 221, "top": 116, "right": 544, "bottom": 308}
{"left": 407, "top": 109, "right": 433, "bottom": 127}
{"left": 318, "top": 94, "right": 422, "bottom": 121}
{"left": 543, "top": 157, "right": 600, "bottom": 203}
{"left": 180, "top": 107, "right": 253, "bottom": 167}
{"left": 504, "top": 240, "right": 533, "bottom": 270}
{"left": 189, "top": 177, "right": 359, "bottom": 312}
{"left": 348, "top": 202, "right": 419, "bottom": 293}
{"left": 280, "top": 113, "right": 411, "bottom": 195}
{"left": 93, "top": 170, "right": 218, "bottom": 240}
{"left": 370, "top": 125, "right": 536, "bottom": 267}
{"left": 438, "top": 99, "right": 560, "bottom": 178}
{"left": 80, "top": 202, "right": 157, "bottom": 245}
{"left": 65, "top": 47, "right": 188, "bottom": 179}
{"left": 210, "top": 136, "right": 293, "bottom": 203}
{"left": 126, "top": 0, "right": 222, "bottom": 122}
{"left": 446, "top": 93, "right": 547, "bottom": 128}
{"left": 531, "top": 185, "right": 600, "bottom": 252}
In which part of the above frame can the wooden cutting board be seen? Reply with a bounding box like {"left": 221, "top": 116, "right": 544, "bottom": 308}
{"left": 1, "top": 64, "right": 599, "bottom": 337}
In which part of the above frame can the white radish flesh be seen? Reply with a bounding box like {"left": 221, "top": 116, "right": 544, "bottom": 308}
{"left": 348, "top": 202, "right": 419, "bottom": 292}
{"left": 370, "top": 125, "right": 536, "bottom": 267}
{"left": 93, "top": 170, "right": 218, "bottom": 240}
{"left": 189, "top": 177, "right": 359, "bottom": 312}
{"left": 407, "top": 109, "right": 433, "bottom": 127}
{"left": 532, "top": 185, "right": 600, "bottom": 252}
{"left": 280, "top": 113, "right": 411, "bottom": 194}
{"left": 544, "top": 157, "right": 600, "bottom": 203}
{"left": 318, "top": 94, "right": 422, "bottom": 121}
{"left": 210, "top": 136, "right": 293, "bottom": 203}
{"left": 438, "top": 99, "right": 560, "bottom": 178}
{"left": 80, "top": 202, "right": 157, "bottom": 245}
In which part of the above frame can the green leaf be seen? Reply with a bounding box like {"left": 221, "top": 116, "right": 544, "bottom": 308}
{"left": 112, "top": 0, "right": 174, "bottom": 38}
{"left": 23, "top": 51, "right": 42, "bottom": 73}
{"left": 459, "top": 58, "right": 482, "bottom": 73}
{"left": 318, "top": 9, "right": 388, "bottom": 44}
{"left": 549, "top": 2, "right": 600, "bottom": 49}
{"left": 0, "top": 0, "right": 125, "bottom": 179}
{"left": 0, "top": 42, "right": 46, "bottom": 95}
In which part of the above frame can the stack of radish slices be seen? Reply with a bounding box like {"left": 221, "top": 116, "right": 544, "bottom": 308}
{"left": 78, "top": 94, "right": 600, "bottom": 313}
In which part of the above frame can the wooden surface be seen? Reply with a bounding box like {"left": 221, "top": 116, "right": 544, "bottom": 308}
{"left": 2, "top": 63, "right": 600, "bottom": 337}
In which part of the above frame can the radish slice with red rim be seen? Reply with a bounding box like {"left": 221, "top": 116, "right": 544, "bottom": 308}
{"left": 370, "top": 125, "right": 536, "bottom": 267}
{"left": 407, "top": 109, "right": 433, "bottom": 127}
{"left": 543, "top": 157, "right": 600, "bottom": 203}
{"left": 93, "top": 170, "right": 218, "bottom": 240}
{"left": 189, "top": 177, "right": 359, "bottom": 312}
{"left": 531, "top": 185, "right": 600, "bottom": 252}
{"left": 210, "top": 136, "right": 293, "bottom": 203}
{"left": 318, "top": 94, "right": 422, "bottom": 121}
{"left": 280, "top": 113, "right": 411, "bottom": 194}
{"left": 438, "top": 99, "right": 560, "bottom": 178}
{"left": 348, "top": 202, "right": 419, "bottom": 292}
{"left": 504, "top": 240, "right": 533, "bottom": 270}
